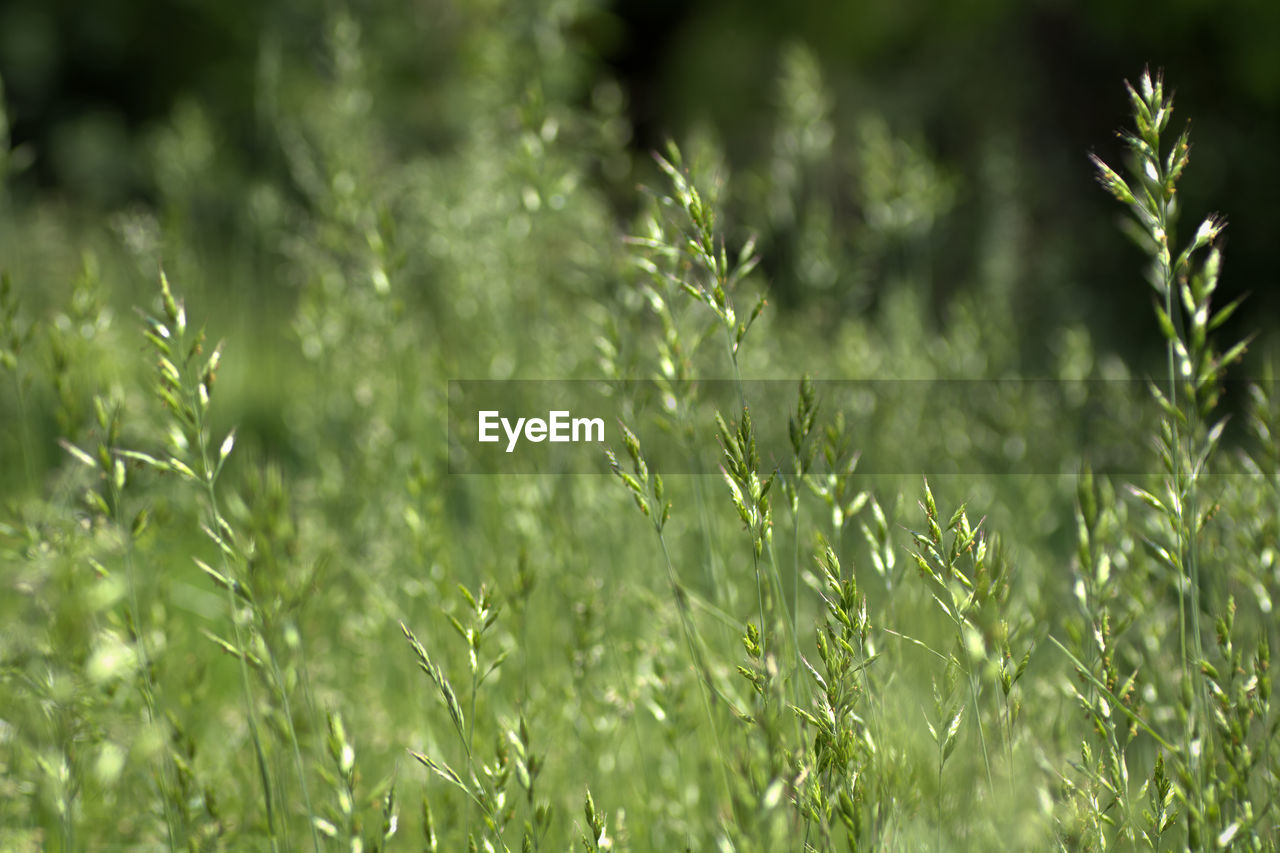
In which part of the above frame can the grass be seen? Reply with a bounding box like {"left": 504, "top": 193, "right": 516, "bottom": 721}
{"left": 1, "top": 16, "right": 1278, "bottom": 851}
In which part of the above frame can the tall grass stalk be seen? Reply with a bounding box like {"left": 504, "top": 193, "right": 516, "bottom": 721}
{"left": 1092, "top": 66, "right": 1251, "bottom": 846}
{"left": 647, "top": 149, "right": 804, "bottom": 698}
{"left": 607, "top": 424, "right": 735, "bottom": 814}
{"left": 1, "top": 276, "right": 37, "bottom": 494}
{"left": 128, "top": 273, "right": 321, "bottom": 851}
{"left": 105, "top": 400, "right": 183, "bottom": 849}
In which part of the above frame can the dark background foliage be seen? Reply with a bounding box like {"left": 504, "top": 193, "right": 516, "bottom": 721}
{"left": 3, "top": 0, "right": 1277, "bottom": 362}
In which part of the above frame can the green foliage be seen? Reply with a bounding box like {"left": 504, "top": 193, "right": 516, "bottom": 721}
{"left": 1, "top": 13, "right": 1278, "bottom": 852}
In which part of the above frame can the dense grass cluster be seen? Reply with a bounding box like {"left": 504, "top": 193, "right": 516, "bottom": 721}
{"left": 1, "top": 8, "right": 1278, "bottom": 850}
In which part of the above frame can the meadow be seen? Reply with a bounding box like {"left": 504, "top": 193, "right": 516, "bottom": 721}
{"left": 1, "top": 7, "right": 1278, "bottom": 851}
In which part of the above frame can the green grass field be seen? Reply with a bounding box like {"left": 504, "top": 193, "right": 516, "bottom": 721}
{"left": 2, "top": 8, "right": 1279, "bottom": 851}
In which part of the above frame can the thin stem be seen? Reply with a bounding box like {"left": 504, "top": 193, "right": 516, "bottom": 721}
{"left": 791, "top": 497, "right": 801, "bottom": 668}
{"left": 601, "top": 626, "right": 658, "bottom": 850}
{"left": 1186, "top": 467, "right": 1207, "bottom": 751}
{"left": 192, "top": 400, "right": 298, "bottom": 852}
{"left": 656, "top": 530, "right": 735, "bottom": 810}
{"left": 722, "top": 327, "right": 802, "bottom": 704}
{"left": 110, "top": 474, "right": 182, "bottom": 849}
{"left": 937, "top": 743, "right": 945, "bottom": 853}
{"left": 263, "top": 641, "right": 319, "bottom": 852}
{"left": 750, "top": 542, "right": 769, "bottom": 667}
{"left": 764, "top": 535, "right": 802, "bottom": 709}
{"left": 965, "top": 666, "right": 995, "bottom": 794}
{"left": 1003, "top": 694, "right": 1015, "bottom": 800}
{"left": 722, "top": 330, "right": 769, "bottom": 669}
{"left": 465, "top": 663, "right": 478, "bottom": 842}
{"left": 1049, "top": 637, "right": 1179, "bottom": 754}
{"left": 1159, "top": 163, "right": 1213, "bottom": 819}
{"left": 210, "top": 494, "right": 280, "bottom": 853}
{"left": 1155, "top": 178, "right": 1200, "bottom": 803}
{"left": 13, "top": 371, "right": 36, "bottom": 494}
{"left": 690, "top": 446, "right": 729, "bottom": 607}
{"left": 725, "top": 332, "right": 747, "bottom": 416}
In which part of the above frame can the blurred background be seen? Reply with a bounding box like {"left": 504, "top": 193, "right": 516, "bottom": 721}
{"left": 2, "top": 0, "right": 1277, "bottom": 354}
